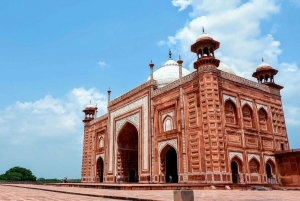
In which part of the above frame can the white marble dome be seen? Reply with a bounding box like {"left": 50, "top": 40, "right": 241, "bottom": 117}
{"left": 217, "top": 62, "right": 236, "bottom": 75}
{"left": 147, "top": 58, "right": 191, "bottom": 88}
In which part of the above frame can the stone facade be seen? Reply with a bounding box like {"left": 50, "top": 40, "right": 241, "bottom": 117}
{"left": 81, "top": 33, "right": 289, "bottom": 184}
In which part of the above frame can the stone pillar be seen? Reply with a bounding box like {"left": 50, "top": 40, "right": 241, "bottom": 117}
{"left": 149, "top": 61, "right": 155, "bottom": 182}
{"left": 197, "top": 66, "right": 225, "bottom": 183}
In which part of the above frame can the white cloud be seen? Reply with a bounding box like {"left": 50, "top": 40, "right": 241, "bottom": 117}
{"left": 0, "top": 87, "right": 108, "bottom": 178}
{"left": 0, "top": 87, "right": 107, "bottom": 143}
{"left": 97, "top": 61, "right": 109, "bottom": 67}
{"left": 166, "top": 0, "right": 300, "bottom": 148}
{"left": 172, "top": 0, "right": 192, "bottom": 11}
{"left": 157, "top": 40, "right": 166, "bottom": 46}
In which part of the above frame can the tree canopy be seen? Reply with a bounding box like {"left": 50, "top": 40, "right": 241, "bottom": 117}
{"left": 0, "top": 166, "right": 36, "bottom": 181}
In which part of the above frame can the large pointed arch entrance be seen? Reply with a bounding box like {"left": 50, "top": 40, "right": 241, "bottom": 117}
{"left": 160, "top": 145, "right": 178, "bottom": 183}
{"left": 96, "top": 157, "right": 104, "bottom": 182}
{"left": 117, "top": 122, "right": 138, "bottom": 183}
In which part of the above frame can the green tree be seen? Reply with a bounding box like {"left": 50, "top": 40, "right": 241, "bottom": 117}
{"left": 1, "top": 166, "right": 36, "bottom": 181}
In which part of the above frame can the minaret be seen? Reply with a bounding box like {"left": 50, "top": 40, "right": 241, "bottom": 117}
{"left": 252, "top": 58, "right": 283, "bottom": 90}
{"left": 82, "top": 101, "right": 97, "bottom": 123}
{"left": 149, "top": 61, "right": 154, "bottom": 80}
{"left": 190, "top": 28, "right": 226, "bottom": 183}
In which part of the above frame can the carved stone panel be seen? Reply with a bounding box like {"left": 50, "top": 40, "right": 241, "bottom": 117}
{"left": 158, "top": 139, "right": 178, "bottom": 152}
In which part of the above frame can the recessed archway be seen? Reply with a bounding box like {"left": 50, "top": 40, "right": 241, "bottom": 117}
{"left": 231, "top": 161, "right": 239, "bottom": 183}
{"left": 160, "top": 145, "right": 178, "bottom": 183}
{"left": 96, "top": 157, "right": 104, "bottom": 182}
{"left": 117, "top": 122, "right": 138, "bottom": 183}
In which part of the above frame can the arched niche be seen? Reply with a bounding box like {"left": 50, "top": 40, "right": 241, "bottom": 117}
{"left": 231, "top": 156, "right": 243, "bottom": 184}
{"left": 117, "top": 122, "right": 139, "bottom": 183}
{"left": 258, "top": 108, "right": 268, "bottom": 131}
{"left": 163, "top": 116, "right": 173, "bottom": 132}
{"left": 242, "top": 104, "right": 253, "bottom": 127}
{"left": 224, "top": 100, "right": 237, "bottom": 125}
{"left": 96, "top": 157, "right": 104, "bottom": 182}
{"left": 249, "top": 158, "right": 260, "bottom": 174}
{"left": 159, "top": 144, "right": 178, "bottom": 183}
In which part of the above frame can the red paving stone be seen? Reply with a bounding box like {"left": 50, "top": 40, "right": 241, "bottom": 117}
{"left": 1, "top": 184, "right": 300, "bottom": 201}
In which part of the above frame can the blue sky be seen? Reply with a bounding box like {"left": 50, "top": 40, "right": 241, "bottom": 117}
{"left": 0, "top": 0, "right": 299, "bottom": 179}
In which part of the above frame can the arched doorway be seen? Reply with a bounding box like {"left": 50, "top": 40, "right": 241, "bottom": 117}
{"left": 162, "top": 146, "right": 178, "bottom": 183}
{"left": 96, "top": 157, "right": 104, "bottom": 182}
{"left": 117, "top": 122, "right": 138, "bottom": 183}
{"left": 231, "top": 161, "right": 239, "bottom": 183}
{"left": 129, "top": 169, "right": 136, "bottom": 182}
{"left": 266, "top": 163, "right": 272, "bottom": 177}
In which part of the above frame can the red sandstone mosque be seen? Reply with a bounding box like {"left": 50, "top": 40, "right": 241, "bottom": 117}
{"left": 81, "top": 30, "right": 299, "bottom": 185}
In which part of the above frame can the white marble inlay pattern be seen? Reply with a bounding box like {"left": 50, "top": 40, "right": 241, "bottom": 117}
{"left": 229, "top": 152, "right": 243, "bottom": 161}
{"left": 116, "top": 113, "right": 139, "bottom": 137}
{"left": 109, "top": 95, "right": 148, "bottom": 172}
{"left": 96, "top": 153, "right": 104, "bottom": 162}
{"left": 162, "top": 111, "right": 174, "bottom": 120}
{"left": 223, "top": 94, "right": 236, "bottom": 104}
{"left": 158, "top": 139, "right": 178, "bottom": 152}
{"left": 257, "top": 104, "right": 268, "bottom": 111}
{"left": 248, "top": 153, "right": 260, "bottom": 162}
{"left": 241, "top": 99, "right": 253, "bottom": 108}
{"left": 264, "top": 155, "right": 275, "bottom": 163}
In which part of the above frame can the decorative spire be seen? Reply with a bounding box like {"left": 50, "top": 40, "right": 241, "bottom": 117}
{"left": 262, "top": 57, "right": 264, "bottom": 62}
{"left": 202, "top": 27, "right": 205, "bottom": 33}
{"left": 169, "top": 50, "right": 172, "bottom": 59}
{"left": 177, "top": 55, "right": 183, "bottom": 65}
{"left": 90, "top": 100, "right": 91, "bottom": 104}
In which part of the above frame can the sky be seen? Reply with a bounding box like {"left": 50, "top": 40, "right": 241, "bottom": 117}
{"left": 0, "top": 0, "right": 299, "bottom": 179}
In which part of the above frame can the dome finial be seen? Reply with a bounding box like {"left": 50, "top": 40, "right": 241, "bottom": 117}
{"left": 90, "top": 100, "right": 91, "bottom": 104}
{"left": 262, "top": 57, "right": 264, "bottom": 62}
{"left": 179, "top": 55, "right": 181, "bottom": 59}
{"left": 202, "top": 27, "right": 205, "bottom": 34}
{"left": 169, "top": 50, "right": 172, "bottom": 59}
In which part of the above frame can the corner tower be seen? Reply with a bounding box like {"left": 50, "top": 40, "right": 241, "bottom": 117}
{"left": 191, "top": 29, "right": 228, "bottom": 183}
{"left": 252, "top": 59, "right": 283, "bottom": 90}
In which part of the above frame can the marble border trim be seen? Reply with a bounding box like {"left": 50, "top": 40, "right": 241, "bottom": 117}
{"left": 257, "top": 104, "right": 268, "bottom": 111}
{"left": 116, "top": 113, "right": 139, "bottom": 138}
{"left": 248, "top": 153, "right": 260, "bottom": 162}
{"left": 223, "top": 94, "right": 236, "bottom": 104}
{"left": 264, "top": 155, "right": 275, "bottom": 164}
{"left": 109, "top": 95, "right": 148, "bottom": 172}
{"left": 158, "top": 139, "right": 178, "bottom": 152}
{"left": 241, "top": 99, "right": 253, "bottom": 108}
{"left": 229, "top": 152, "right": 243, "bottom": 162}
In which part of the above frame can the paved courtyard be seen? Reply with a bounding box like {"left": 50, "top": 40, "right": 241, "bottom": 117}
{"left": 1, "top": 184, "right": 300, "bottom": 201}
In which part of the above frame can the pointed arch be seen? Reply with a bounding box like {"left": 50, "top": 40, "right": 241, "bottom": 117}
{"left": 231, "top": 156, "right": 243, "bottom": 184}
{"left": 159, "top": 144, "right": 178, "bottom": 183}
{"left": 242, "top": 104, "right": 253, "bottom": 127}
{"left": 225, "top": 100, "right": 237, "bottom": 124}
{"left": 163, "top": 115, "right": 173, "bottom": 132}
{"left": 258, "top": 108, "right": 268, "bottom": 130}
{"left": 265, "top": 159, "right": 276, "bottom": 175}
{"left": 249, "top": 158, "right": 260, "bottom": 173}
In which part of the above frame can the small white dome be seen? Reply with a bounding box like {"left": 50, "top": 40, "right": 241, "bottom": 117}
{"left": 257, "top": 61, "right": 271, "bottom": 68}
{"left": 147, "top": 58, "right": 191, "bottom": 88}
{"left": 197, "top": 33, "right": 212, "bottom": 40}
{"left": 217, "top": 62, "right": 236, "bottom": 75}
